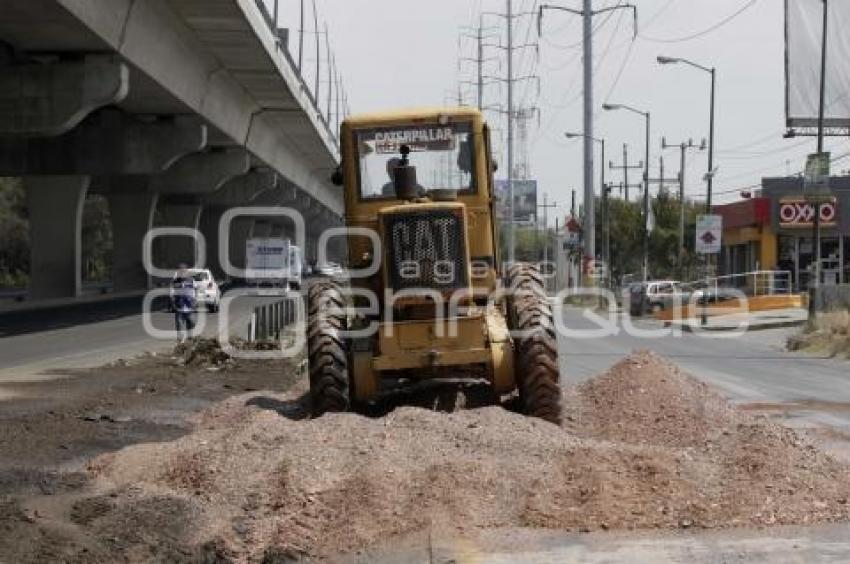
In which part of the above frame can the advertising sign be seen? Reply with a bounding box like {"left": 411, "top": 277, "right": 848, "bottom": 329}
{"left": 804, "top": 152, "right": 832, "bottom": 201}
{"left": 494, "top": 179, "right": 538, "bottom": 224}
{"left": 779, "top": 198, "right": 838, "bottom": 228}
{"left": 785, "top": 1, "right": 850, "bottom": 128}
{"left": 696, "top": 215, "right": 722, "bottom": 255}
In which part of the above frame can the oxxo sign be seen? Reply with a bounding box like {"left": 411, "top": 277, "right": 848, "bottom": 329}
{"left": 779, "top": 198, "right": 837, "bottom": 228}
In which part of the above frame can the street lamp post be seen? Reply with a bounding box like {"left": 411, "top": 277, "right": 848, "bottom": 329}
{"left": 603, "top": 104, "right": 651, "bottom": 284}
{"left": 811, "top": 0, "right": 830, "bottom": 315}
{"left": 657, "top": 56, "right": 717, "bottom": 212}
{"left": 658, "top": 55, "right": 717, "bottom": 325}
{"left": 565, "top": 132, "right": 607, "bottom": 279}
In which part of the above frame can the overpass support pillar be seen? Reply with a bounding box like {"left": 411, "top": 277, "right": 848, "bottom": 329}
{"left": 251, "top": 221, "right": 272, "bottom": 238}
{"left": 228, "top": 218, "right": 254, "bottom": 273}
{"left": 25, "top": 176, "right": 90, "bottom": 299}
{"left": 200, "top": 208, "right": 225, "bottom": 278}
{"left": 156, "top": 202, "right": 203, "bottom": 271}
{"left": 106, "top": 191, "right": 159, "bottom": 292}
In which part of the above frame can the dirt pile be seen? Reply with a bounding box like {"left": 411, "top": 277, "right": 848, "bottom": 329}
{"left": 788, "top": 311, "right": 850, "bottom": 358}
{"left": 62, "top": 351, "right": 850, "bottom": 560}
{"left": 565, "top": 352, "right": 739, "bottom": 447}
{"left": 172, "top": 338, "right": 287, "bottom": 369}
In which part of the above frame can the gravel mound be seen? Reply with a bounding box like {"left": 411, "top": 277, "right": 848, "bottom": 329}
{"left": 80, "top": 352, "right": 850, "bottom": 560}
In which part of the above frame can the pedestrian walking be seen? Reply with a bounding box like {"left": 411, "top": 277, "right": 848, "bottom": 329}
{"left": 173, "top": 265, "right": 196, "bottom": 342}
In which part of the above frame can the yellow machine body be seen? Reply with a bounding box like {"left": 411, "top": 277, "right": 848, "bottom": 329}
{"left": 338, "top": 107, "right": 513, "bottom": 401}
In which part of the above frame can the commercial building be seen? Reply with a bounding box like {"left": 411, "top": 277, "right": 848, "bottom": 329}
{"left": 715, "top": 176, "right": 850, "bottom": 291}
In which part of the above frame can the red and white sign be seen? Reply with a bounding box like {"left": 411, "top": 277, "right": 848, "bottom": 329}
{"left": 779, "top": 198, "right": 837, "bottom": 227}
{"left": 696, "top": 215, "right": 723, "bottom": 255}
{"left": 565, "top": 217, "right": 581, "bottom": 247}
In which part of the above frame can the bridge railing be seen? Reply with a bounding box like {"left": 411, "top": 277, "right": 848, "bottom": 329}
{"left": 253, "top": 0, "right": 340, "bottom": 146}
{"left": 248, "top": 296, "right": 302, "bottom": 342}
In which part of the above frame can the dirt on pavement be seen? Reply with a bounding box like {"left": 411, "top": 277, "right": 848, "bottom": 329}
{"left": 2, "top": 346, "right": 850, "bottom": 562}
{"left": 3, "top": 348, "right": 850, "bottom": 562}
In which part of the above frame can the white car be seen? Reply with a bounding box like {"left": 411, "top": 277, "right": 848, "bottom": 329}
{"left": 315, "top": 262, "right": 346, "bottom": 279}
{"left": 170, "top": 269, "right": 222, "bottom": 312}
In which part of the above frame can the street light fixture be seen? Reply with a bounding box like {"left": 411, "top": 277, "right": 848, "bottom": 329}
{"left": 603, "top": 103, "right": 651, "bottom": 284}
{"left": 656, "top": 55, "right": 716, "bottom": 212}
{"left": 658, "top": 54, "right": 717, "bottom": 325}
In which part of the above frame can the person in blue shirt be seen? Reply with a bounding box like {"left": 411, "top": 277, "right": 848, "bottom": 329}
{"left": 173, "top": 266, "right": 197, "bottom": 342}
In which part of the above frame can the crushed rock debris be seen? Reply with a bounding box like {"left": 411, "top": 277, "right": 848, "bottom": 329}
{"left": 71, "top": 351, "right": 850, "bottom": 560}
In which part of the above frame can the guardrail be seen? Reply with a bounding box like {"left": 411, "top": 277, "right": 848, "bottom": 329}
{"left": 248, "top": 296, "right": 302, "bottom": 342}
{"left": 692, "top": 270, "right": 793, "bottom": 298}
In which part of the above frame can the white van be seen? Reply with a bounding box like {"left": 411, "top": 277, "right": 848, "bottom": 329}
{"left": 246, "top": 238, "right": 302, "bottom": 290}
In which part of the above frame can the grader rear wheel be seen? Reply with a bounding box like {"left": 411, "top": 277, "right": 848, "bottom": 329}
{"left": 506, "top": 264, "right": 562, "bottom": 425}
{"left": 307, "top": 281, "right": 350, "bottom": 416}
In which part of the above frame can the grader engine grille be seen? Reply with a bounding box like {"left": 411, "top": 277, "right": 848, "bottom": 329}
{"left": 384, "top": 210, "right": 468, "bottom": 292}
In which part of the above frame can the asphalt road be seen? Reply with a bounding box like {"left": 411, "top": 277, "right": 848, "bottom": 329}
{"left": 557, "top": 306, "right": 850, "bottom": 435}
{"left": 0, "top": 292, "right": 298, "bottom": 379}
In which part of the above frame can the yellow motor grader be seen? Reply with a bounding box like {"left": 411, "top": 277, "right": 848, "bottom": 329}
{"left": 308, "top": 107, "right": 562, "bottom": 423}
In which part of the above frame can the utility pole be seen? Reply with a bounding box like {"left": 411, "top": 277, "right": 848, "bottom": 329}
{"left": 477, "top": 23, "right": 485, "bottom": 109}
{"left": 539, "top": 3, "right": 637, "bottom": 268}
{"left": 538, "top": 194, "right": 558, "bottom": 265}
{"left": 507, "top": 0, "right": 515, "bottom": 265}
{"left": 662, "top": 138, "right": 704, "bottom": 278}
{"left": 459, "top": 19, "right": 500, "bottom": 111}
{"left": 609, "top": 143, "right": 643, "bottom": 201}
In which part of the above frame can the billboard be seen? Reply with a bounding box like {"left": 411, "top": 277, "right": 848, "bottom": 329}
{"left": 494, "top": 179, "right": 538, "bottom": 225}
{"left": 785, "top": 0, "right": 850, "bottom": 128}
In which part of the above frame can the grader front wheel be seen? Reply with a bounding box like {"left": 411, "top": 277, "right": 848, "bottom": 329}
{"left": 307, "top": 281, "right": 350, "bottom": 416}
{"left": 507, "top": 264, "right": 563, "bottom": 425}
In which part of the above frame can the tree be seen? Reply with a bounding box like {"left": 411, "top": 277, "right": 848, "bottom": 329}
{"left": 598, "top": 192, "right": 704, "bottom": 285}
{"left": 0, "top": 178, "right": 29, "bottom": 288}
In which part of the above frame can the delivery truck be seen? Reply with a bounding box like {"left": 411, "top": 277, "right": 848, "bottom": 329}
{"left": 245, "top": 238, "right": 302, "bottom": 290}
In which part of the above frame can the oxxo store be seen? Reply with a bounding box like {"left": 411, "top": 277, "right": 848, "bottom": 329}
{"left": 715, "top": 176, "right": 850, "bottom": 291}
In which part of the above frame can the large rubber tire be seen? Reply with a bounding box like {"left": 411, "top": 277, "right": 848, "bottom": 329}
{"left": 307, "top": 280, "right": 350, "bottom": 416}
{"left": 506, "top": 264, "right": 563, "bottom": 425}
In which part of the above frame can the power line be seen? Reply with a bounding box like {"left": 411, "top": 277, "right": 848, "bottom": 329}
{"left": 639, "top": 0, "right": 758, "bottom": 44}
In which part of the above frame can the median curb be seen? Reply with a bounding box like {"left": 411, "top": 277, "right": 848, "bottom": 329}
{"left": 669, "top": 318, "right": 808, "bottom": 333}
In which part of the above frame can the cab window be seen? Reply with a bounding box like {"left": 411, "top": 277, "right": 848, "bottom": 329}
{"left": 353, "top": 122, "right": 476, "bottom": 200}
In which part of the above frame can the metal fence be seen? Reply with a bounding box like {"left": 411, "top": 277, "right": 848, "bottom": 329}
{"left": 248, "top": 297, "right": 302, "bottom": 342}
{"left": 697, "top": 270, "right": 793, "bottom": 298}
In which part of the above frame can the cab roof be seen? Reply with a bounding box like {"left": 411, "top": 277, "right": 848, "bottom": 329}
{"left": 343, "top": 106, "right": 483, "bottom": 128}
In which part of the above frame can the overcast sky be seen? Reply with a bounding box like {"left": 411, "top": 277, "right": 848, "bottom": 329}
{"left": 268, "top": 0, "right": 850, "bottom": 223}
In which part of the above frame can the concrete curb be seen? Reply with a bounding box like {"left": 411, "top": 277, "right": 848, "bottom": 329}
{"left": 0, "top": 290, "right": 148, "bottom": 314}
{"left": 671, "top": 319, "right": 807, "bottom": 333}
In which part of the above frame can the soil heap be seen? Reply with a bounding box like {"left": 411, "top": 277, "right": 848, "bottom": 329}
{"left": 49, "top": 352, "right": 850, "bottom": 560}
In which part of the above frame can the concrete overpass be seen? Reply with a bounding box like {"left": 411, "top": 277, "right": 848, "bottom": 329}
{"left": 0, "top": 0, "right": 346, "bottom": 299}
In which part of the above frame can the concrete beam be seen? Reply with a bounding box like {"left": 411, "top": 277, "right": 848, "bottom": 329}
{"left": 0, "top": 57, "right": 129, "bottom": 137}
{"left": 106, "top": 190, "right": 158, "bottom": 291}
{"left": 25, "top": 176, "right": 89, "bottom": 299}
{"left": 204, "top": 168, "right": 278, "bottom": 206}
{"left": 0, "top": 110, "right": 207, "bottom": 176}
{"left": 153, "top": 149, "right": 251, "bottom": 195}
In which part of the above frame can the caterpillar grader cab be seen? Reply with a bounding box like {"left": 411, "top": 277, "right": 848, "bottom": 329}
{"left": 308, "top": 107, "right": 562, "bottom": 423}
